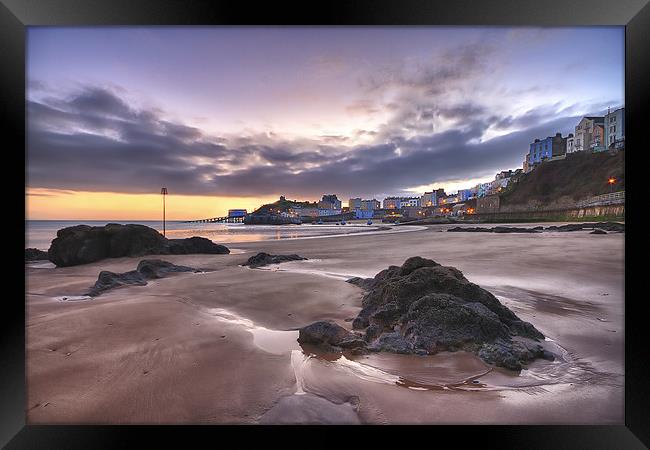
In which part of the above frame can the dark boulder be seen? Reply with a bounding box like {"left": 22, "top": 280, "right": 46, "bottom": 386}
{"left": 243, "top": 252, "right": 307, "bottom": 268}
{"left": 25, "top": 248, "right": 49, "bottom": 261}
{"left": 301, "top": 257, "right": 547, "bottom": 371}
{"left": 352, "top": 315, "right": 371, "bottom": 330}
{"left": 297, "top": 321, "right": 366, "bottom": 350}
{"left": 544, "top": 222, "right": 624, "bottom": 233}
{"left": 400, "top": 294, "right": 511, "bottom": 353}
{"left": 399, "top": 255, "right": 440, "bottom": 275}
{"left": 87, "top": 259, "right": 200, "bottom": 296}
{"left": 447, "top": 226, "right": 542, "bottom": 233}
{"left": 447, "top": 226, "right": 491, "bottom": 232}
{"left": 554, "top": 223, "right": 587, "bottom": 232}
{"left": 87, "top": 270, "right": 148, "bottom": 296}
{"left": 167, "top": 237, "right": 230, "bottom": 255}
{"left": 103, "top": 223, "right": 168, "bottom": 258}
{"left": 136, "top": 259, "right": 198, "bottom": 279}
{"left": 367, "top": 332, "right": 414, "bottom": 354}
{"left": 48, "top": 223, "right": 229, "bottom": 267}
{"left": 448, "top": 226, "right": 540, "bottom": 233}
{"left": 594, "top": 222, "right": 624, "bottom": 232}
{"left": 492, "top": 226, "right": 540, "bottom": 233}
{"left": 478, "top": 337, "right": 547, "bottom": 371}
{"left": 346, "top": 277, "right": 377, "bottom": 291}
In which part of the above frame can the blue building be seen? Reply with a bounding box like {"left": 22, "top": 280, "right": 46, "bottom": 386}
{"left": 528, "top": 137, "right": 553, "bottom": 165}
{"left": 477, "top": 182, "right": 491, "bottom": 198}
{"left": 228, "top": 209, "right": 247, "bottom": 218}
{"left": 354, "top": 209, "right": 374, "bottom": 219}
{"left": 527, "top": 133, "right": 567, "bottom": 166}
{"left": 458, "top": 189, "right": 474, "bottom": 202}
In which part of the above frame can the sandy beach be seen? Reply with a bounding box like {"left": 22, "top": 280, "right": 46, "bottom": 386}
{"left": 25, "top": 223, "right": 624, "bottom": 424}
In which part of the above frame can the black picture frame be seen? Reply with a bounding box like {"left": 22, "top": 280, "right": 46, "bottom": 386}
{"left": 3, "top": 0, "right": 649, "bottom": 447}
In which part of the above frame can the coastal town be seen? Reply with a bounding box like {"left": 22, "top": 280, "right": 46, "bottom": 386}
{"left": 217, "top": 107, "right": 625, "bottom": 225}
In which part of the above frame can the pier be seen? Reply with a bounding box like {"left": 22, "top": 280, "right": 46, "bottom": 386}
{"left": 183, "top": 216, "right": 245, "bottom": 224}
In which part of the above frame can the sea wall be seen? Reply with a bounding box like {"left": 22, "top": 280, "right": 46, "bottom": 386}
{"left": 243, "top": 215, "right": 302, "bottom": 225}
{"left": 471, "top": 204, "right": 624, "bottom": 223}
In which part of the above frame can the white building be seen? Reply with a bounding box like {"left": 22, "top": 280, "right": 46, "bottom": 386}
{"left": 318, "top": 208, "right": 342, "bottom": 216}
{"left": 360, "top": 199, "right": 380, "bottom": 210}
{"left": 566, "top": 133, "right": 575, "bottom": 153}
{"left": 383, "top": 197, "right": 399, "bottom": 209}
{"left": 574, "top": 116, "right": 604, "bottom": 152}
{"left": 604, "top": 107, "right": 625, "bottom": 149}
{"left": 318, "top": 194, "right": 342, "bottom": 210}
{"left": 420, "top": 192, "right": 434, "bottom": 207}
{"left": 399, "top": 197, "right": 420, "bottom": 208}
{"left": 348, "top": 198, "right": 362, "bottom": 209}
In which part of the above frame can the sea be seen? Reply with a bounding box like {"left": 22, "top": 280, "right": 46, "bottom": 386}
{"left": 25, "top": 220, "right": 375, "bottom": 251}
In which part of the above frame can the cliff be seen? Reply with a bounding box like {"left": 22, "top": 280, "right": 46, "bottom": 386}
{"left": 500, "top": 150, "right": 624, "bottom": 208}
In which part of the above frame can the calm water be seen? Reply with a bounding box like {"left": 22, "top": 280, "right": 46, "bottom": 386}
{"left": 25, "top": 220, "right": 374, "bottom": 250}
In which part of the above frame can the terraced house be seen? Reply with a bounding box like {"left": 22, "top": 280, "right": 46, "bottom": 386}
{"left": 573, "top": 116, "right": 604, "bottom": 152}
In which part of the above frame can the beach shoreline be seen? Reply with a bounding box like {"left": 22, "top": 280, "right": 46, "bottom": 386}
{"left": 25, "top": 223, "right": 624, "bottom": 424}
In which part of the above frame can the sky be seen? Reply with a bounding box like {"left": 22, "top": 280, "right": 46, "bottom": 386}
{"left": 26, "top": 26, "right": 624, "bottom": 220}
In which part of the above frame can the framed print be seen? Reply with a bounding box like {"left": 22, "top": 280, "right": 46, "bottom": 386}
{"left": 2, "top": 0, "right": 649, "bottom": 447}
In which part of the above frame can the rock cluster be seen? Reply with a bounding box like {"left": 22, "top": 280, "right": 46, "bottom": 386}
{"left": 87, "top": 259, "right": 199, "bottom": 296}
{"left": 447, "top": 222, "right": 624, "bottom": 234}
{"left": 242, "top": 252, "right": 307, "bottom": 268}
{"left": 447, "top": 226, "right": 540, "bottom": 233}
{"left": 301, "top": 257, "right": 550, "bottom": 371}
{"left": 298, "top": 321, "right": 366, "bottom": 351}
{"left": 25, "top": 248, "right": 49, "bottom": 261}
{"left": 545, "top": 222, "right": 624, "bottom": 232}
{"left": 346, "top": 277, "right": 378, "bottom": 291}
{"left": 48, "top": 223, "right": 229, "bottom": 267}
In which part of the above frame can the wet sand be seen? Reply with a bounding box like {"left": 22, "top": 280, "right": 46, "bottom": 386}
{"left": 25, "top": 223, "right": 624, "bottom": 424}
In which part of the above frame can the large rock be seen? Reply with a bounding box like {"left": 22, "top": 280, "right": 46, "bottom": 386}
{"left": 447, "top": 226, "right": 539, "bottom": 233}
{"left": 167, "top": 237, "right": 230, "bottom": 255}
{"left": 242, "top": 252, "right": 307, "bottom": 268}
{"left": 346, "top": 276, "right": 377, "bottom": 291}
{"left": 300, "top": 257, "right": 547, "bottom": 371}
{"left": 135, "top": 259, "right": 197, "bottom": 279}
{"left": 594, "top": 222, "right": 624, "bottom": 232}
{"left": 25, "top": 248, "right": 49, "bottom": 261}
{"left": 87, "top": 259, "right": 199, "bottom": 296}
{"left": 545, "top": 222, "right": 624, "bottom": 233}
{"left": 48, "top": 223, "right": 229, "bottom": 267}
{"left": 297, "top": 321, "right": 366, "bottom": 350}
{"left": 87, "top": 270, "right": 148, "bottom": 296}
{"left": 447, "top": 226, "right": 492, "bottom": 232}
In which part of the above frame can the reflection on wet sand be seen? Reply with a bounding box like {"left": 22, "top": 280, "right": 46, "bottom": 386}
{"left": 26, "top": 222, "right": 624, "bottom": 424}
{"left": 491, "top": 286, "right": 604, "bottom": 317}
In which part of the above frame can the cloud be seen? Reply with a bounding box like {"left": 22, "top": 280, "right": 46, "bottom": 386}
{"left": 27, "top": 83, "right": 591, "bottom": 201}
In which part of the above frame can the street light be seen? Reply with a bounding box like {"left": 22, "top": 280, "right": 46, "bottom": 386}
{"left": 608, "top": 177, "right": 616, "bottom": 193}
{"left": 161, "top": 187, "right": 168, "bottom": 237}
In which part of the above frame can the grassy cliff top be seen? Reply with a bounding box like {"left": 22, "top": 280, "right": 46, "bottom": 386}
{"left": 500, "top": 150, "right": 624, "bottom": 206}
{"left": 253, "top": 198, "right": 318, "bottom": 214}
